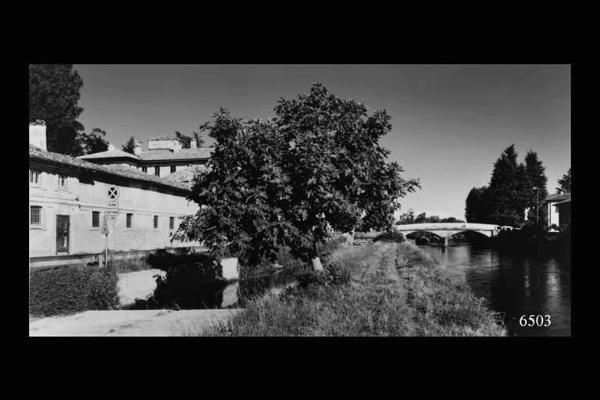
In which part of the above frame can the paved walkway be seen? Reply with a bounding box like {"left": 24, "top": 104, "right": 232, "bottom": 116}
{"left": 29, "top": 309, "right": 243, "bottom": 336}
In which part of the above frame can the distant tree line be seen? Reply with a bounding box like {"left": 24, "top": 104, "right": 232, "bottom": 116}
{"left": 464, "top": 144, "right": 570, "bottom": 228}
{"left": 396, "top": 209, "right": 464, "bottom": 225}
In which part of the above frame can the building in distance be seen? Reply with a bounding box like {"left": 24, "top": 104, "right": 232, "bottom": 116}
{"left": 79, "top": 136, "right": 212, "bottom": 182}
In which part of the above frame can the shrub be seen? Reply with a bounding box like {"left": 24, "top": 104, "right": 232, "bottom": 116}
{"left": 373, "top": 231, "right": 405, "bottom": 243}
{"left": 317, "top": 235, "right": 347, "bottom": 263}
{"left": 324, "top": 262, "right": 351, "bottom": 285}
{"left": 29, "top": 265, "right": 119, "bottom": 317}
{"left": 145, "top": 255, "right": 225, "bottom": 309}
{"left": 297, "top": 262, "right": 351, "bottom": 289}
{"left": 146, "top": 248, "right": 214, "bottom": 271}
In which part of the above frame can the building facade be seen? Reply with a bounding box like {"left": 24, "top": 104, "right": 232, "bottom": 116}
{"left": 29, "top": 122, "right": 200, "bottom": 267}
{"left": 544, "top": 193, "right": 571, "bottom": 231}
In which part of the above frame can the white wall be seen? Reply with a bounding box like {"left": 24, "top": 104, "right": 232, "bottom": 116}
{"left": 148, "top": 139, "right": 179, "bottom": 151}
{"left": 29, "top": 123, "right": 47, "bottom": 151}
{"left": 547, "top": 202, "right": 560, "bottom": 228}
{"left": 29, "top": 167, "right": 199, "bottom": 257}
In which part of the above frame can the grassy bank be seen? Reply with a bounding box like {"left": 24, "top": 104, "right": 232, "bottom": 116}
{"left": 201, "top": 241, "right": 505, "bottom": 336}
{"left": 396, "top": 243, "right": 505, "bottom": 336}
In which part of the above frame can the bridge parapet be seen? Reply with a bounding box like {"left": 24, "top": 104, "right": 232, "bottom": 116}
{"left": 394, "top": 222, "right": 514, "bottom": 240}
{"left": 395, "top": 222, "right": 503, "bottom": 231}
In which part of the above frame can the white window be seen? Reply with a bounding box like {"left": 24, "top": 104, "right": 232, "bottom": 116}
{"left": 92, "top": 211, "right": 100, "bottom": 228}
{"left": 30, "top": 205, "right": 42, "bottom": 227}
{"left": 58, "top": 175, "right": 68, "bottom": 187}
{"left": 29, "top": 170, "right": 41, "bottom": 185}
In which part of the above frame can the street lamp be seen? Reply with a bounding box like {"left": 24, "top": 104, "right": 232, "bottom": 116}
{"left": 532, "top": 186, "right": 540, "bottom": 226}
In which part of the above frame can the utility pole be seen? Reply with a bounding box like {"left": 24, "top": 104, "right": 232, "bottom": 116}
{"left": 532, "top": 186, "right": 540, "bottom": 227}
{"left": 536, "top": 188, "right": 540, "bottom": 226}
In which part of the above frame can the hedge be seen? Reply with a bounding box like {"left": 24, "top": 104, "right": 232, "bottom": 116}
{"left": 29, "top": 264, "right": 119, "bottom": 317}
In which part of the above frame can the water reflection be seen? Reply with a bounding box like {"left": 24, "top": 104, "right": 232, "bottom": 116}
{"left": 420, "top": 244, "right": 571, "bottom": 336}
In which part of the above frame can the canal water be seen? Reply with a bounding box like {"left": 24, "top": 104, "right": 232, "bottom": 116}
{"left": 418, "top": 243, "right": 571, "bottom": 336}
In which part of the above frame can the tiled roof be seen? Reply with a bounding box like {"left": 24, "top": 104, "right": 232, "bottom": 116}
{"left": 148, "top": 136, "right": 176, "bottom": 141}
{"left": 137, "top": 147, "right": 213, "bottom": 161}
{"left": 29, "top": 145, "right": 189, "bottom": 192}
{"left": 78, "top": 149, "right": 141, "bottom": 160}
{"left": 544, "top": 193, "right": 571, "bottom": 203}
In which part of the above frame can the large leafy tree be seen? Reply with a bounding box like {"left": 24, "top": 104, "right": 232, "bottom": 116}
{"left": 74, "top": 128, "right": 109, "bottom": 156}
{"left": 557, "top": 167, "right": 571, "bottom": 194}
{"left": 177, "top": 84, "right": 419, "bottom": 270}
{"left": 29, "top": 64, "right": 85, "bottom": 154}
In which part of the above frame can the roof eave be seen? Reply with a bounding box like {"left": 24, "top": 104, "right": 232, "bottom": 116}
{"left": 29, "top": 153, "right": 190, "bottom": 194}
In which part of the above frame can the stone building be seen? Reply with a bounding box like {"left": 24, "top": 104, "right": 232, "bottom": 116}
{"left": 28, "top": 122, "right": 201, "bottom": 269}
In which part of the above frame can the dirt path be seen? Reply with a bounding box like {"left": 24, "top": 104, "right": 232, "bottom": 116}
{"left": 29, "top": 309, "right": 243, "bottom": 336}
{"left": 343, "top": 242, "right": 417, "bottom": 336}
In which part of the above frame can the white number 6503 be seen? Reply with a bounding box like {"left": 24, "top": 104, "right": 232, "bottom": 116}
{"left": 519, "top": 315, "right": 551, "bottom": 327}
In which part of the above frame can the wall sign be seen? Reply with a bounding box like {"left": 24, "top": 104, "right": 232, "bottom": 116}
{"left": 107, "top": 186, "right": 119, "bottom": 208}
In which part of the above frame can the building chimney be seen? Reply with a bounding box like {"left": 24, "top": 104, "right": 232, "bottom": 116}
{"left": 134, "top": 140, "right": 143, "bottom": 155}
{"left": 190, "top": 138, "right": 197, "bottom": 149}
{"left": 172, "top": 141, "right": 182, "bottom": 153}
{"left": 29, "top": 120, "right": 47, "bottom": 151}
{"left": 108, "top": 143, "right": 116, "bottom": 151}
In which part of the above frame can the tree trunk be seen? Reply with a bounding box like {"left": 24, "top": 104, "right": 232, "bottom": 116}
{"left": 311, "top": 256, "right": 324, "bottom": 271}
{"left": 311, "top": 240, "right": 324, "bottom": 271}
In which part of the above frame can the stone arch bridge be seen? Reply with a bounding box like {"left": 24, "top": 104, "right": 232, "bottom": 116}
{"left": 395, "top": 223, "right": 514, "bottom": 246}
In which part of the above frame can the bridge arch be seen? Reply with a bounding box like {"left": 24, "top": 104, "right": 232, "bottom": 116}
{"left": 403, "top": 229, "right": 492, "bottom": 240}
{"left": 395, "top": 223, "right": 503, "bottom": 246}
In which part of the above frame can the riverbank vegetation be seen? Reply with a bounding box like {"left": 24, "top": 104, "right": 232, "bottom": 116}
{"left": 201, "top": 242, "right": 505, "bottom": 336}
{"left": 29, "top": 264, "right": 119, "bottom": 317}
{"left": 492, "top": 224, "right": 571, "bottom": 258}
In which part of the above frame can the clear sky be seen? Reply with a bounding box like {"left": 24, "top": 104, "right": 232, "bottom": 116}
{"left": 75, "top": 64, "right": 571, "bottom": 220}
